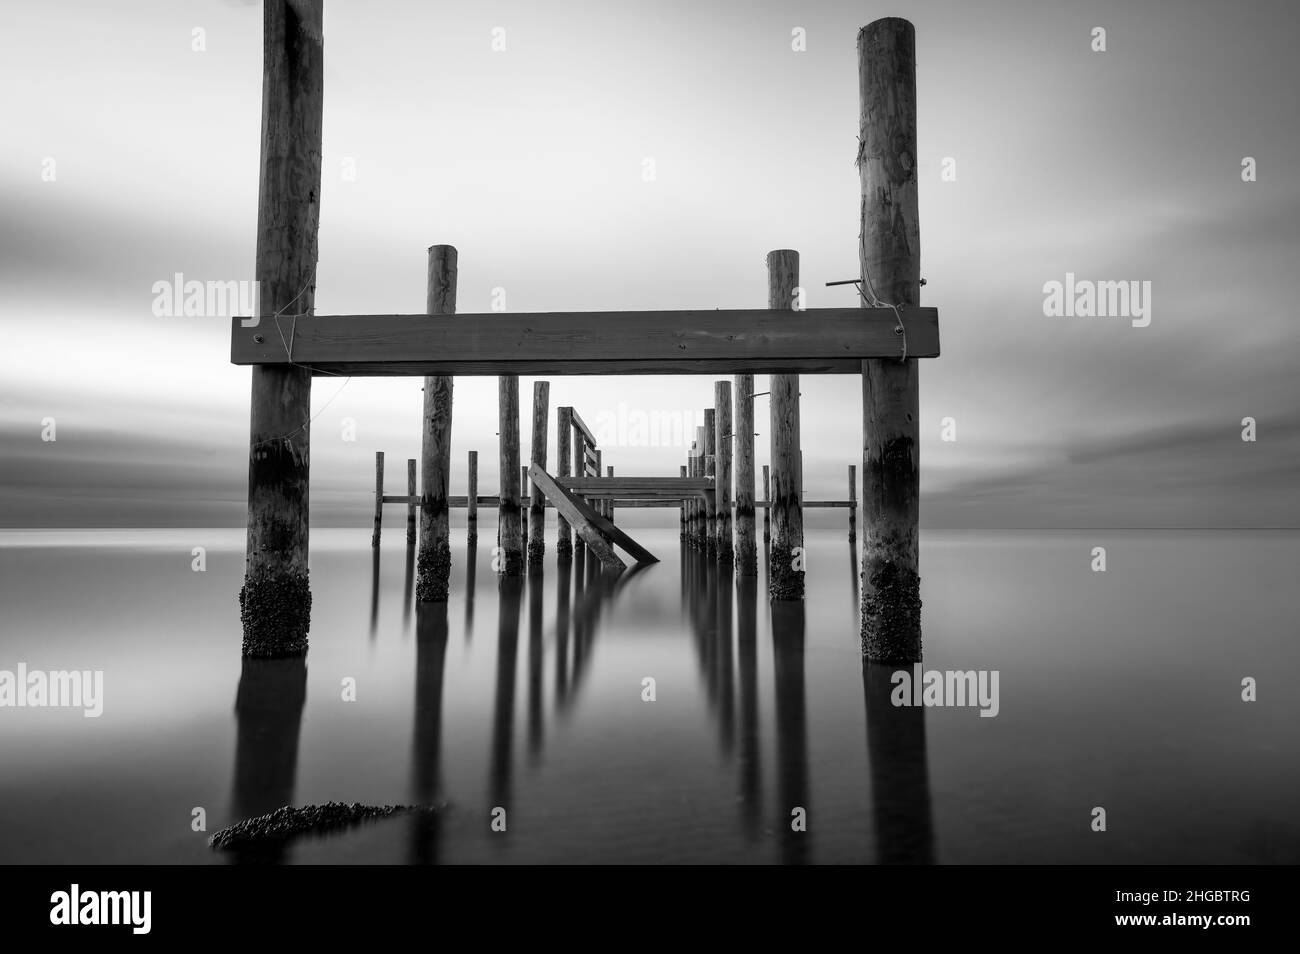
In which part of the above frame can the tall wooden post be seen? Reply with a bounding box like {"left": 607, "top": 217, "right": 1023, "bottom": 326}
{"left": 371, "top": 451, "right": 385, "bottom": 547}
{"left": 594, "top": 450, "right": 604, "bottom": 518}
{"left": 417, "top": 244, "right": 456, "bottom": 602}
{"left": 467, "top": 450, "right": 478, "bottom": 542}
{"left": 703, "top": 408, "right": 716, "bottom": 557}
{"left": 688, "top": 441, "right": 700, "bottom": 548}
{"left": 406, "top": 459, "right": 417, "bottom": 545}
{"left": 768, "top": 250, "right": 804, "bottom": 600}
{"left": 714, "top": 381, "right": 733, "bottom": 565}
{"left": 520, "top": 464, "right": 530, "bottom": 541}
{"left": 734, "top": 374, "right": 756, "bottom": 575}
{"left": 240, "top": 0, "right": 324, "bottom": 658}
{"left": 571, "top": 424, "right": 585, "bottom": 554}
{"left": 859, "top": 18, "right": 921, "bottom": 661}
{"left": 606, "top": 465, "right": 615, "bottom": 523}
{"left": 762, "top": 464, "right": 771, "bottom": 543}
{"left": 679, "top": 464, "right": 688, "bottom": 540}
{"left": 498, "top": 376, "right": 523, "bottom": 575}
{"left": 556, "top": 406, "right": 573, "bottom": 560}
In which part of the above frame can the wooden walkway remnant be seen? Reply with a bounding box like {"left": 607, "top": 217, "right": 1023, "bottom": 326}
{"left": 236, "top": 3, "right": 938, "bottom": 662}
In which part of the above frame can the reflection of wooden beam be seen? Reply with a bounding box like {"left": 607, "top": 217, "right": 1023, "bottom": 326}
{"left": 230, "top": 308, "right": 940, "bottom": 374}
{"left": 526, "top": 467, "right": 625, "bottom": 572}
{"left": 529, "top": 466, "right": 659, "bottom": 565}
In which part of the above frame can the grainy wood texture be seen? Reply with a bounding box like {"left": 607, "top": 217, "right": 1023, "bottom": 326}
{"left": 371, "top": 451, "right": 384, "bottom": 547}
{"left": 768, "top": 249, "right": 805, "bottom": 600}
{"left": 571, "top": 417, "right": 586, "bottom": 554}
{"left": 230, "top": 308, "right": 939, "bottom": 374}
{"left": 556, "top": 406, "right": 573, "bottom": 559}
{"left": 703, "top": 408, "right": 716, "bottom": 556}
{"left": 527, "top": 384, "right": 549, "bottom": 563}
{"left": 606, "top": 465, "right": 615, "bottom": 523}
{"left": 734, "top": 373, "right": 757, "bottom": 575}
{"left": 417, "top": 244, "right": 456, "bottom": 602}
{"left": 526, "top": 467, "right": 625, "bottom": 572}
{"left": 406, "top": 458, "right": 416, "bottom": 545}
{"left": 559, "top": 477, "right": 713, "bottom": 495}
{"left": 467, "top": 451, "right": 478, "bottom": 540}
{"left": 859, "top": 18, "right": 922, "bottom": 661}
{"left": 686, "top": 444, "right": 699, "bottom": 546}
{"left": 692, "top": 427, "right": 707, "bottom": 549}
{"left": 240, "top": 0, "right": 324, "bottom": 658}
{"left": 531, "top": 466, "right": 659, "bottom": 566}
{"left": 569, "top": 408, "right": 596, "bottom": 447}
{"left": 520, "top": 465, "right": 530, "bottom": 541}
{"left": 498, "top": 376, "right": 523, "bottom": 575}
{"left": 679, "top": 464, "right": 688, "bottom": 539}
{"left": 762, "top": 464, "right": 771, "bottom": 541}
{"left": 594, "top": 450, "right": 604, "bottom": 517}
{"left": 714, "top": 381, "right": 734, "bottom": 565}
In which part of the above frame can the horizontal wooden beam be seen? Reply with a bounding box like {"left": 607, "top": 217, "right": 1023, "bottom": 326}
{"left": 382, "top": 494, "right": 853, "bottom": 508}
{"left": 231, "top": 307, "right": 938, "bottom": 375}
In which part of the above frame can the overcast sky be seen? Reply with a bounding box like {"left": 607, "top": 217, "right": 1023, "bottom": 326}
{"left": 2, "top": 0, "right": 1297, "bottom": 529}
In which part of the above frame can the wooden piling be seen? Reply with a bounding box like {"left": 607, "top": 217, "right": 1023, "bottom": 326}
{"left": 239, "top": 0, "right": 324, "bottom": 658}
{"left": 571, "top": 419, "right": 585, "bottom": 554}
{"left": 703, "top": 408, "right": 717, "bottom": 557}
{"left": 595, "top": 449, "right": 604, "bottom": 518}
{"left": 762, "top": 464, "right": 771, "bottom": 542}
{"left": 521, "top": 464, "right": 530, "bottom": 542}
{"left": 679, "top": 464, "right": 688, "bottom": 540}
{"left": 735, "top": 374, "right": 757, "bottom": 574}
{"left": 498, "top": 376, "right": 523, "bottom": 575}
{"left": 371, "top": 452, "right": 385, "bottom": 548}
{"left": 467, "top": 450, "right": 478, "bottom": 542}
{"left": 859, "top": 18, "right": 921, "bottom": 660}
{"left": 767, "top": 249, "right": 804, "bottom": 600}
{"left": 714, "top": 381, "right": 734, "bottom": 565}
{"left": 417, "top": 244, "right": 457, "bottom": 602}
{"left": 606, "top": 465, "right": 615, "bottom": 523}
{"left": 556, "top": 406, "right": 573, "bottom": 560}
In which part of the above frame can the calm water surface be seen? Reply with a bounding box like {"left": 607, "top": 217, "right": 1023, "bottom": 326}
{"left": 0, "top": 528, "right": 1296, "bottom": 864}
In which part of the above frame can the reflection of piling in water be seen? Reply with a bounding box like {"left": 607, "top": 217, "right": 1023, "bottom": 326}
{"left": 464, "top": 534, "right": 477, "bottom": 640}
{"left": 863, "top": 661, "right": 935, "bottom": 864}
{"left": 771, "top": 600, "right": 810, "bottom": 865}
{"left": 527, "top": 563, "right": 546, "bottom": 759}
{"left": 489, "top": 577, "right": 524, "bottom": 816}
{"left": 735, "top": 576, "right": 762, "bottom": 838}
{"left": 402, "top": 542, "right": 415, "bottom": 632}
{"left": 410, "top": 601, "right": 449, "bottom": 864}
{"left": 230, "top": 657, "right": 308, "bottom": 864}
{"left": 369, "top": 546, "right": 381, "bottom": 639}
{"left": 554, "top": 555, "right": 572, "bottom": 704}
{"left": 714, "top": 562, "right": 735, "bottom": 754}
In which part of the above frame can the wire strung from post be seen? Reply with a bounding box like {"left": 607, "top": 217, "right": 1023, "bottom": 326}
{"left": 250, "top": 263, "right": 353, "bottom": 450}
{"left": 856, "top": 226, "right": 909, "bottom": 363}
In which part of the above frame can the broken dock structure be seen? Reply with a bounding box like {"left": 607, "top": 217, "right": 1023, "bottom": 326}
{"left": 236, "top": 2, "right": 937, "bottom": 665}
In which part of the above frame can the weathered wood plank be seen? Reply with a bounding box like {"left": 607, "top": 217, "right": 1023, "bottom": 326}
{"left": 230, "top": 308, "right": 939, "bottom": 374}
{"left": 567, "top": 407, "right": 596, "bottom": 446}
{"left": 526, "top": 466, "right": 625, "bottom": 572}
{"left": 532, "top": 466, "right": 658, "bottom": 565}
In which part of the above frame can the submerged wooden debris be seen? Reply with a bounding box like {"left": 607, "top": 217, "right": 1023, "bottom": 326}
{"left": 208, "top": 801, "right": 436, "bottom": 851}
